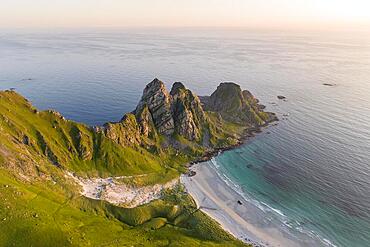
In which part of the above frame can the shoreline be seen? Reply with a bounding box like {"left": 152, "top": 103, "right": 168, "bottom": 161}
{"left": 181, "top": 115, "right": 283, "bottom": 247}
{"left": 181, "top": 162, "right": 303, "bottom": 247}
{"left": 188, "top": 115, "right": 279, "bottom": 166}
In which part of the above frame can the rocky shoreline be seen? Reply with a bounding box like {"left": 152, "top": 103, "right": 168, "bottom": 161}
{"left": 187, "top": 114, "right": 279, "bottom": 172}
{"left": 93, "top": 79, "right": 279, "bottom": 180}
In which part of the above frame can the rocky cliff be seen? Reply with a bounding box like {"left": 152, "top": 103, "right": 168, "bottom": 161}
{"left": 135, "top": 78, "right": 175, "bottom": 136}
{"left": 0, "top": 80, "right": 273, "bottom": 247}
{"left": 0, "top": 79, "right": 274, "bottom": 182}
{"left": 0, "top": 89, "right": 247, "bottom": 247}
{"left": 133, "top": 79, "right": 207, "bottom": 142}
{"left": 103, "top": 79, "right": 276, "bottom": 154}
{"left": 170, "top": 82, "right": 207, "bottom": 141}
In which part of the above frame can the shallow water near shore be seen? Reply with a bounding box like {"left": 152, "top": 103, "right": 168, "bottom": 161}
{"left": 213, "top": 122, "right": 370, "bottom": 247}
{"left": 1, "top": 28, "right": 370, "bottom": 246}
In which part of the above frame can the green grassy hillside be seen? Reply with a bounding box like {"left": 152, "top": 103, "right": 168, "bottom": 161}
{"left": 0, "top": 90, "right": 248, "bottom": 246}
{"left": 0, "top": 169, "right": 246, "bottom": 247}
{"left": 0, "top": 90, "right": 187, "bottom": 182}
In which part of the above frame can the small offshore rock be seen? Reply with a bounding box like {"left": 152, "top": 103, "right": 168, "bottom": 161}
{"left": 323, "top": 83, "right": 336, "bottom": 86}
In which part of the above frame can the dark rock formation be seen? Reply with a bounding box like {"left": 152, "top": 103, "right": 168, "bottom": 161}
{"left": 323, "top": 83, "right": 336, "bottom": 87}
{"left": 135, "top": 78, "right": 174, "bottom": 136}
{"left": 133, "top": 80, "right": 208, "bottom": 141}
{"left": 170, "top": 82, "right": 206, "bottom": 141}
{"left": 104, "top": 79, "right": 276, "bottom": 151}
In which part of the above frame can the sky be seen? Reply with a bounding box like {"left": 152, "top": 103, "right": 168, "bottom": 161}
{"left": 1, "top": 0, "right": 370, "bottom": 29}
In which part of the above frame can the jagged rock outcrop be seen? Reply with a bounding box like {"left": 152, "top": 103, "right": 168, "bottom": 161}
{"left": 135, "top": 105, "right": 157, "bottom": 138}
{"left": 104, "top": 114, "right": 142, "bottom": 147}
{"left": 0, "top": 81, "right": 276, "bottom": 182}
{"left": 135, "top": 79, "right": 174, "bottom": 135}
{"left": 201, "top": 82, "right": 270, "bottom": 126}
{"left": 170, "top": 82, "right": 206, "bottom": 141}
{"left": 105, "top": 79, "right": 275, "bottom": 150}
{"left": 133, "top": 79, "right": 208, "bottom": 141}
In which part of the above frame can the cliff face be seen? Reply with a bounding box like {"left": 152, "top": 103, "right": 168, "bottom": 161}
{"left": 0, "top": 79, "right": 274, "bottom": 179}
{"left": 135, "top": 78, "right": 175, "bottom": 136}
{"left": 0, "top": 79, "right": 275, "bottom": 175}
{"left": 104, "top": 79, "right": 276, "bottom": 151}
{"left": 170, "top": 82, "right": 206, "bottom": 141}
{"left": 133, "top": 79, "right": 207, "bottom": 142}
{"left": 104, "top": 114, "right": 143, "bottom": 147}
{"left": 135, "top": 105, "right": 157, "bottom": 139}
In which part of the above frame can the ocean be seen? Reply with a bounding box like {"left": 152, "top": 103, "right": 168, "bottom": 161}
{"left": 1, "top": 28, "right": 369, "bottom": 247}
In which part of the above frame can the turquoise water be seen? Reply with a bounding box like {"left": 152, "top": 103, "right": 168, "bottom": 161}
{"left": 213, "top": 128, "right": 370, "bottom": 246}
{"left": 211, "top": 70, "right": 370, "bottom": 246}
{"left": 1, "top": 28, "right": 370, "bottom": 246}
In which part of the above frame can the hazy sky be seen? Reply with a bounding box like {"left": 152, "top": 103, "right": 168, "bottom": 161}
{"left": 2, "top": 0, "right": 370, "bottom": 29}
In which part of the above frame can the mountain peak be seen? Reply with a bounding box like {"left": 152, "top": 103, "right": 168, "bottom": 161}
{"left": 135, "top": 79, "right": 174, "bottom": 135}
{"left": 219, "top": 82, "right": 241, "bottom": 88}
{"left": 170, "top": 82, "right": 186, "bottom": 95}
{"left": 202, "top": 82, "right": 273, "bottom": 126}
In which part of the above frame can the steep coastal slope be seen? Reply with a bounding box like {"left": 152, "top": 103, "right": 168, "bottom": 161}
{"left": 200, "top": 82, "right": 272, "bottom": 126}
{"left": 0, "top": 79, "right": 275, "bottom": 246}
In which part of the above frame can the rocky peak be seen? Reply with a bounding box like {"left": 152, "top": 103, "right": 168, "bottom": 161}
{"left": 135, "top": 78, "right": 174, "bottom": 136}
{"left": 170, "top": 82, "right": 206, "bottom": 141}
{"left": 133, "top": 79, "right": 208, "bottom": 141}
{"left": 208, "top": 82, "right": 244, "bottom": 113}
{"left": 203, "top": 82, "right": 270, "bottom": 126}
{"left": 142, "top": 78, "right": 167, "bottom": 97}
{"left": 112, "top": 79, "right": 273, "bottom": 146}
{"left": 170, "top": 82, "right": 186, "bottom": 96}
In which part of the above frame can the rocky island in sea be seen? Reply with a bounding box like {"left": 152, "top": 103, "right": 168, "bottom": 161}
{"left": 0, "top": 78, "right": 276, "bottom": 246}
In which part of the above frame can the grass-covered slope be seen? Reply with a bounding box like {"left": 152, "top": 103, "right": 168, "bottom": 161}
{"left": 0, "top": 90, "right": 247, "bottom": 246}
{"left": 202, "top": 82, "right": 274, "bottom": 126}
{"left": 0, "top": 89, "right": 248, "bottom": 183}
{"left": 0, "top": 90, "right": 186, "bottom": 182}
{"left": 0, "top": 169, "right": 246, "bottom": 247}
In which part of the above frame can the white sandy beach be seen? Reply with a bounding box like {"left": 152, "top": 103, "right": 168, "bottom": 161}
{"left": 68, "top": 172, "right": 178, "bottom": 208}
{"left": 181, "top": 162, "right": 304, "bottom": 247}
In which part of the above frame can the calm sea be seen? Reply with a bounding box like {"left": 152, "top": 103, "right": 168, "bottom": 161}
{"left": 1, "top": 28, "right": 370, "bottom": 247}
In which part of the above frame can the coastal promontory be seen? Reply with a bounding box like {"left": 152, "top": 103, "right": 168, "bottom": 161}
{"left": 0, "top": 78, "right": 276, "bottom": 246}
